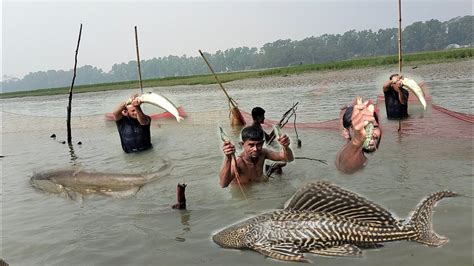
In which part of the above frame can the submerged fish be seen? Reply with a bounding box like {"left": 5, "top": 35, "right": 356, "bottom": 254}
{"left": 30, "top": 169, "right": 159, "bottom": 200}
{"left": 213, "top": 181, "right": 457, "bottom": 262}
{"left": 131, "top": 92, "right": 184, "bottom": 122}
{"left": 402, "top": 77, "right": 427, "bottom": 110}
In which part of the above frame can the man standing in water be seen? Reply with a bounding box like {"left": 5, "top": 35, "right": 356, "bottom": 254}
{"left": 383, "top": 74, "right": 409, "bottom": 119}
{"left": 335, "top": 98, "right": 382, "bottom": 174}
{"left": 251, "top": 106, "right": 287, "bottom": 174}
{"left": 112, "top": 95, "right": 152, "bottom": 153}
{"left": 251, "top": 107, "right": 273, "bottom": 142}
{"left": 219, "top": 125, "right": 294, "bottom": 188}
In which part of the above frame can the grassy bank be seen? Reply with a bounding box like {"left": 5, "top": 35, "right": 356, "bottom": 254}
{"left": 2, "top": 48, "right": 472, "bottom": 99}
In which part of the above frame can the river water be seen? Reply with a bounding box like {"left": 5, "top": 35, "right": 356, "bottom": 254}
{"left": 1, "top": 60, "right": 472, "bottom": 265}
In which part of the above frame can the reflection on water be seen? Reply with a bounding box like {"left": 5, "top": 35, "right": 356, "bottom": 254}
{"left": 175, "top": 210, "right": 191, "bottom": 242}
{"left": 1, "top": 61, "right": 472, "bottom": 265}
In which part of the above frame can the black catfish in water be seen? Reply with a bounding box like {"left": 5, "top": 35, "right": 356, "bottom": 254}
{"left": 213, "top": 181, "right": 457, "bottom": 262}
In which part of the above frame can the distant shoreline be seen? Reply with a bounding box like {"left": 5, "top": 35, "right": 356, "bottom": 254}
{"left": 1, "top": 48, "right": 472, "bottom": 99}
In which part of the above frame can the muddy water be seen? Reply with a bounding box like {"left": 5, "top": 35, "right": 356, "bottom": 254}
{"left": 1, "top": 60, "right": 472, "bottom": 265}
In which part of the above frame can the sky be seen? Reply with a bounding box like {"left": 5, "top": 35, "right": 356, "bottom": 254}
{"left": 2, "top": 0, "right": 472, "bottom": 80}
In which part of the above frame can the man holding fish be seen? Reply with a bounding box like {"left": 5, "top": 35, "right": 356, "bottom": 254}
{"left": 112, "top": 94, "right": 152, "bottom": 153}
{"left": 219, "top": 125, "right": 294, "bottom": 187}
{"left": 383, "top": 74, "right": 409, "bottom": 119}
{"left": 336, "top": 97, "right": 382, "bottom": 174}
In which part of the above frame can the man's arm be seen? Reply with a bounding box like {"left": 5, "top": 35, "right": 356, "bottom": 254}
{"left": 130, "top": 97, "right": 151, "bottom": 126}
{"left": 266, "top": 135, "right": 294, "bottom": 162}
{"left": 219, "top": 141, "right": 236, "bottom": 188}
{"left": 382, "top": 80, "right": 392, "bottom": 92}
{"left": 335, "top": 139, "right": 366, "bottom": 174}
{"left": 112, "top": 101, "right": 127, "bottom": 121}
{"left": 135, "top": 105, "right": 151, "bottom": 126}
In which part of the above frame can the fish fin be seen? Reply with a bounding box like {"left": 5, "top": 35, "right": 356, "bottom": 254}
{"left": 176, "top": 116, "right": 184, "bottom": 122}
{"left": 102, "top": 187, "right": 141, "bottom": 198}
{"left": 284, "top": 181, "right": 399, "bottom": 226}
{"left": 406, "top": 190, "right": 458, "bottom": 247}
{"left": 65, "top": 190, "right": 83, "bottom": 202}
{"left": 252, "top": 242, "right": 307, "bottom": 262}
{"left": 309, "top": 244, "right": 362, "bottom": 257}
{"left": 356, "top": 243, "right": 384, "bottom": 249}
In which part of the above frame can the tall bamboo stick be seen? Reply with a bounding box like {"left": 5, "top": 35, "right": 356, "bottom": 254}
{"left": 398, "top": 0, "right": 402, "bottom": 73}
{"left": 66, "top": 23, "right": 82, "bottom": 144}
{"left": 134, "top": 26, "right": 144, "bottom": 93}
{"left": 198, "top": 49, "right": 237, "bottom": 108}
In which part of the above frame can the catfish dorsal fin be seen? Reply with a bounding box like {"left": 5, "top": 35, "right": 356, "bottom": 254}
{"left": 284, "top": 181, "right": 398, "bottom": 226}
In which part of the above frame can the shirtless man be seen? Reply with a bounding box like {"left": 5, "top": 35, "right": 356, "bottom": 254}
{"left": 335, "top": 98, "right": 382, "bottom": 174}
{"left": 219, "top": 125, "right": 294, "bottom": 188}
{"left": 251, "top": 107, "right": 273, "bottom": 142}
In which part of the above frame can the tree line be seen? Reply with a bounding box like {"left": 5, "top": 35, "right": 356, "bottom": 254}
{"left": 2, "top": 15, "right": 472, "bottom": 93}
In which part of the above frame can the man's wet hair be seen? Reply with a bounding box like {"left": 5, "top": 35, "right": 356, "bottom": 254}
{"left": 251, "top": 107, "right": 265, "bottom": 120}
{"left": 389, "top": 73, "right": 400, "bottom": 80}
{"left": 342, "top": 106, "right": 354, "bottom": 129}
{"left": 241, "top": 125, "right": 264, "bottom": 142}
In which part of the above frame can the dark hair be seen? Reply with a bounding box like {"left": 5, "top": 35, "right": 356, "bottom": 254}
{"left": 389, "top": 73, "right": 400, "bottom": 80}
{"left": 342, "top": 106, "right": 353, "bottom": 129}
{"left": 251, "top": 107, "right": 265, "bottom": 120}
{"left": 241, "top": 125, "right": 264, "bottom": 142}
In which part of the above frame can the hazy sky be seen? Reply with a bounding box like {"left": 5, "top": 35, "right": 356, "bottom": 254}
{"left": 2, "top": 0, "right": 472, "bottom": 79}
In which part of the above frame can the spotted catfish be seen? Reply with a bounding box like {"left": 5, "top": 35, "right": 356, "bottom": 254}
{"left": 212, "top": 181, "right": 457, "bottom": 262}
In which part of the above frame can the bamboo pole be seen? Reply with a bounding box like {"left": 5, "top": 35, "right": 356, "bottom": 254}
{"left": 66, "top": 23, "right": 82, "bottom": 144}
{"left": 199, "top": 49, "right": 245, "bottom": 126}
{"left": 398, "top": 0, "right": 403, "bottom": 132}
{"left": 198, "top": 49, "right": 237, "bottom": 108}
{"left": 134, "top": 26, "right": 144, "bottom": 94}
{"left": 398, "top": 0, "right": 402, "bottom": 73}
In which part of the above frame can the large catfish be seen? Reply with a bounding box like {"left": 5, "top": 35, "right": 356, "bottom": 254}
{"left": 30, "top": 169, "right": 160, "bottom": 200}
{"left": 213, "top": 181, "right": 457, "bottom": 262}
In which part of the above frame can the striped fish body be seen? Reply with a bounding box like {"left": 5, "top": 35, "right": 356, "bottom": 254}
{"left": 250, "top": 211, "right": 414, "bottom": 250}
{"left": 213, "top": 181, "right": 457, "bottom": 262}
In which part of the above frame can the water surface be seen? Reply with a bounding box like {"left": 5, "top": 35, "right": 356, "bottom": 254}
{"left": 1, "top": 60, "right": 472, "bottom": 265}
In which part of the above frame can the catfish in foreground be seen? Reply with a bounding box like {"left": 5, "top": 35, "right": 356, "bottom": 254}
{"left": 212, "top": 181, "right": 457, "bottom": 262}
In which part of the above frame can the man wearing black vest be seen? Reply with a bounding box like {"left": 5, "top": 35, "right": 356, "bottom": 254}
{"left": 112, "top": 95, "right": 152, "bottom": 153}
{"left": 383, "top": 73, "right": 409, "bottom": 119}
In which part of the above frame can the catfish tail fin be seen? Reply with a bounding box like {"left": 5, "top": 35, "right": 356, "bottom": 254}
{"left": 407, "top": 190, "right": 458, "bottom": 247}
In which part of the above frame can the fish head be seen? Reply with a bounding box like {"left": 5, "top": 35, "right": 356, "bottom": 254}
{"left": 213, "top": 219, "right": 256, "bottom": 249}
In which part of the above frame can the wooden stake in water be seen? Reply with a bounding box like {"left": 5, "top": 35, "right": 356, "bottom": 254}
{"left": 66, "top": 23, "right": 82, "bottom": 144}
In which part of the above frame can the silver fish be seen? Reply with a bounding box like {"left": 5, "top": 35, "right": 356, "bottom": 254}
{"left": 213, "top": 181, "right": 457, "bottom": 262}
{"left": 129, "top": 92, "right": 184, "bottom": 122}
{"left": 402, "top": 77, "right": 427, "bottom": 110}
{"left": 30, "top": 169, "right": 159, "bottom": 200}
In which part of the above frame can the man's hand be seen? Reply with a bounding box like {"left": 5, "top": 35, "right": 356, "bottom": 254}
{"left": 129, "top": 94, "right": 142, "bottom": 107}
{"left": 222, "top": 141, "right": 235, "bottom": 157}
{"left": 351, "top": 99, "right": 375, "bottom": 147}
{"left": 277, "top": 134, "right": 291, "bottom": 148}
